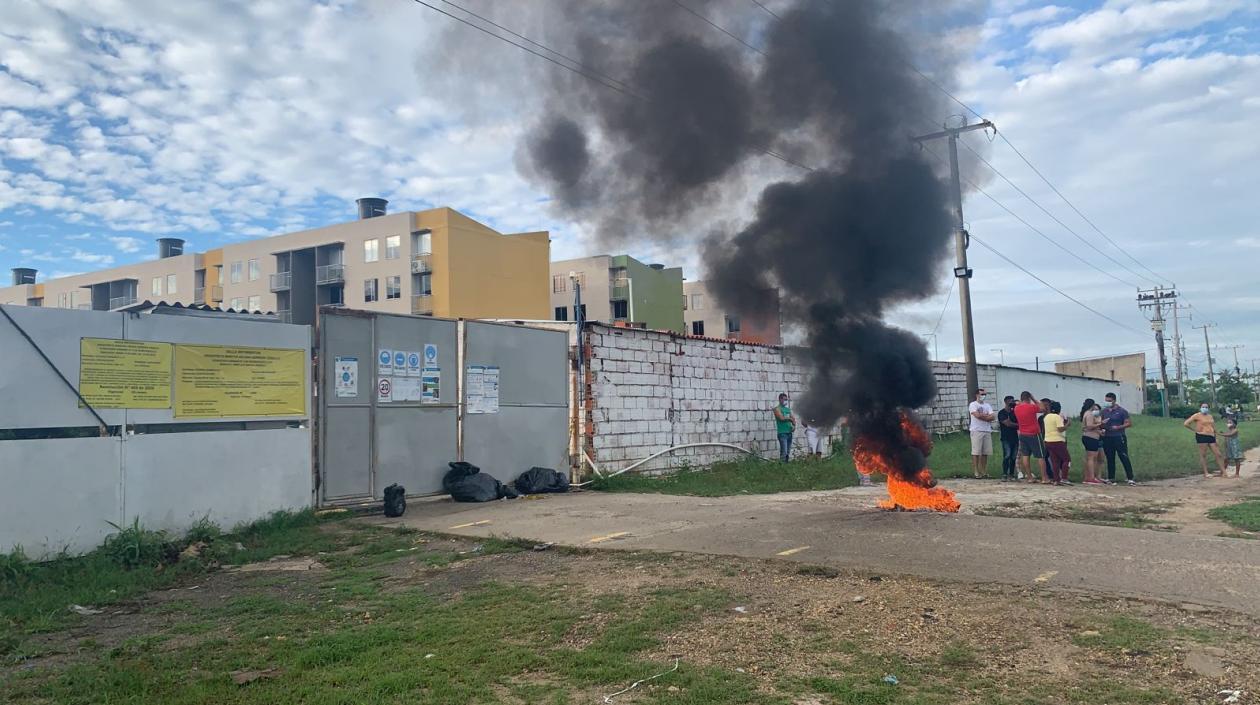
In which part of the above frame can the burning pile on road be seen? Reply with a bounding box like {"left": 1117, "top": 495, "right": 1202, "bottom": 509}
{"left": 851, "top": 411, "right": 960, "bottom": 513}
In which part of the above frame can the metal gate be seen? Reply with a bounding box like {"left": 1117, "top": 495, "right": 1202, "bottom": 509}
{"left": 461, "top": 320, "right": 569, "bottom": 483}
{"left": 317, "top": 311, "right": 568, "bottom": 503}
{"left": 319, "top": 309, "right": 458, "bottom": 501}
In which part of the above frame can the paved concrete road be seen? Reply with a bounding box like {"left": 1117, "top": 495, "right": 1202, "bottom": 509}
{"left": 375, "top": 486, "right": 1260, "bottom": 616}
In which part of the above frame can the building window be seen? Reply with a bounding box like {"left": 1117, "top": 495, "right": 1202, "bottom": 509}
{"left": 385, "top": 235, "right": 401, "bottom": 260}
{"left": 416, "top": 272, "right": 432, "bottom": 296}
{"left": 364, "top": 239, "right": 379, "bottom": 263}
{"left": 612, "top": 300, "right": 628, "bottom": 319}
{"left": 230, "top": 297, "right": 243, "bottom": 310}
{"left": 248, "top": 259, "right": 260, "bottom": 281}
{"left": 248, "top": 295, "right": 261, "bottom": 311}
{"left": 682, "top": 295, "right": 688, "bottom": 311}
{"left": 690, "top": 293, "right": 703, "bottom": 311}
{"left": 364, "top": 278, "right": 378, "bottom": 302}
{"left": 725, "top": 315, "right": 741, "bottom": 333}
{"left": 554, "top": 306, "right": 568, "bottom": 321}
{"left": 415, "top": 231, "right": 432, "bottom": 255}
{"left": 386, "top": 275, "right": 401, "bottom": 299}
{"left": 552, "top": 275, "right": 566, "bottom": 293}
{"left": 166, "top": 274, "right": 177, "bottom": 295}
{"left": 692, "top": 321, "right": 705, "bottom": 336}
{"left": 229, "top": 261, "right": 242, "bottom": 284}
{"left": 151, "top": 277, "right": 162, "bottom": 297}
{"left": 58, "top": 292, "right": 68, "bottom": 308}
{"left": 216, "top": 266, "right": 223, "bottom": 285}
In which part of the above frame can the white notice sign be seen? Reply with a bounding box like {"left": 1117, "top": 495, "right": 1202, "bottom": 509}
{"left": 334, "top": 356, "right": 358, "bottom": 398}
{"left": 406, "top": 351, "right": 422, "bottom": 377}
{"left": 378, "top": 349, "right": 393, "bottom": 375}
{"left": 393, "top": 376, "right": 422, "bottom": 401}
{"left": 466, "top": 365, "right": 485, "bottom": 413}
{"left": 377, "top": 376, "right": 393, "bottom": 403}
{"left": 483, "top": 365, "right": 500, "bottom": 414}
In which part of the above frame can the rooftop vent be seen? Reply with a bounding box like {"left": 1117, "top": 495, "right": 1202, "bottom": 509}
{"left": 157, "top": 238, "right": 185, "bottom": 258}
{"left": 356, "top": 197, "right": 388, "bottom": 220}
{"left": 11, "top": 267, "right": 37, "bottom": 286}
{"left": 649, "top": 263, "right": 665, "bottom": 270}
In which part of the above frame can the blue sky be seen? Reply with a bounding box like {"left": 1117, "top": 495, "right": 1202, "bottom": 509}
{"left": 1, "top": 0, "right": 1257, "bottom": 376}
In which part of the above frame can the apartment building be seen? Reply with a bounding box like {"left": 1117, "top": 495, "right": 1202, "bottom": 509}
{"left": 549, "top": 254, "right": 684, "bottom": 333}
{"left": 682, "top": 281, "right": 782, "bottom": 345}
{"left": 1, "top": 200, "right": 551, "bottom": 324}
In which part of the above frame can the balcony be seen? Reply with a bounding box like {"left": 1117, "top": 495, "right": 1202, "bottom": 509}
{"left": 316, "top": 264, "right": 345, "bottom": 285}
{"left": 610, "top": 283, "right": 630, "bottom": 300}
{"left": 269, "top": 271, "right": 292, "bottom": 292}
{"left": 193, "top": 287, "right": 205, "bottom": 304}
{"left": 410, "top": 254, "right": 432, "bottom": 274}
{"left": 109, "top": 295, "right": 138, "bottom": 310}
{"left": 411, "top": 294, "right": 433, "bottom": 316}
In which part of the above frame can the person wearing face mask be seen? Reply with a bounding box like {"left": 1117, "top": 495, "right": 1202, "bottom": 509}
{"left": 968, "top": 387, "right": 996, "bottom": 478}
{"left": 1100, "top": 392, "right": 1137, "bottom": 485}
{"left": 1079, "top": 399, "right": 1106, "bottom": 485}
{"left": 1183, "top": 402, "right": 1227, "bottom": 478}
{"left": 997, "top": 395, "right": 1020, "bottom": 481}
{"left": 773, "top": 392, "right": 796, "bottom": 463}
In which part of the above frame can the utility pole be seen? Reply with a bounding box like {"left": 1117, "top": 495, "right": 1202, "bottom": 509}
{"left": 1217, "top": 344, "right": 1245, "bottom": 376}
{"left": 914, "top": 117, "right": 995, "bottom": 400}
{"left": 1137, "top": 286, "right": 1177, "bottom": 417}
{"left": 1171, "top": 303, "right": 1190, "bottom": 403}
{"left": 990, "top": 348, "right": 1005, "bottom": 365}
{"left": 1195, "top": 322, "right": 1218, "bottom": 407}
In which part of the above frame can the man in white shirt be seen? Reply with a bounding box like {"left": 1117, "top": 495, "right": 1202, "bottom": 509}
{"left": 968, "top": 387, "right": 996, "bottom": 479}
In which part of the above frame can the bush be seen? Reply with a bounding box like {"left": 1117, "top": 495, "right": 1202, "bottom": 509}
{"left": 1144, "top": 404, "right": 1198, "bottom": 419}
{"left": 101, "top": 519, "right": 179, "bottom": 569}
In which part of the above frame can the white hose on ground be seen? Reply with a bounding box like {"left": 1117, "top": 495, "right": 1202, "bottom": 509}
{"left": 573, "top": 442, "right": 769, "bottom": 486}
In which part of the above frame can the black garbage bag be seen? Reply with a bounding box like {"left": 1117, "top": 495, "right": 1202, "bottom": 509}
{"left": 383, "top": 483, "right": 406, "bottom": 517}
{"left": 443, "top": 461, "right": 519, "bottom": 502}
{"left": 514, "top": 467, "right": 570, "bottom": 495}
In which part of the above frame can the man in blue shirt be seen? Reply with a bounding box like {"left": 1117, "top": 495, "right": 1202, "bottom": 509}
{"left": 1100, "top": 392, "right": 1136, "bottom": 485}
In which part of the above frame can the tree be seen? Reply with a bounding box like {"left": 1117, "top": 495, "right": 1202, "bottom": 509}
{"left": 1214, "top": 370, "right": 1255, "bottom": 407}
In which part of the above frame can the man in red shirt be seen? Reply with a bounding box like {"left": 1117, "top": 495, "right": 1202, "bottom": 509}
{"left": 1012, "top": 391, "right": 1043, "bottom": 483}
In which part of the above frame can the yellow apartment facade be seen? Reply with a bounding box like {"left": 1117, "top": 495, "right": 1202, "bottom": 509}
{"left": 0, "top": 200, "right": 551, "bottom": 325}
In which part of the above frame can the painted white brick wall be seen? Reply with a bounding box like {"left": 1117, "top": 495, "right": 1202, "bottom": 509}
{"left": 584, "top": 325, "right": 1126, "bottom": 474}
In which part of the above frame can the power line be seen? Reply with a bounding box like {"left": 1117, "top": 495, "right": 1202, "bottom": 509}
{"left": 994, "top": 130, "right": 1174, "bottom": 287}
{"left": 408, "top": 0, "right": 813, "bottom": 172}
{"left": 748, "top": 0, "right": 781, "bottom": 20}
{"left": 672, "top": 0, "right": 765, "bottom": 57}
{"left": 955, "top": 136, "right": 1148, "bottom": 288}
{"left": 930, "top": 276, "right": 955, "bottom": 336}
{"left": 967, "top": 233, "right": 1150, "bottom": 338}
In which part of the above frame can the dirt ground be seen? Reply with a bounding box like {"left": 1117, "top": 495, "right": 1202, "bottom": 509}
{"left": 6, "top": 526, "right": 1259, "bottom": 704}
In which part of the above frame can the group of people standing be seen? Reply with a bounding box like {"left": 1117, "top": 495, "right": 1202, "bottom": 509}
{"left": 1183, "top": 404, "right": 1244, "bottom": 477}
{"left": 969, "top": 388, "right": 1137, "bottom": 485}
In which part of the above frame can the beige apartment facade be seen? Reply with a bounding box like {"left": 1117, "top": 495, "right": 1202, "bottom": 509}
{"left": 1, "top": 201, "right": 551, "bottom": 325}
{"left": 549, "top": 254, "right": 684, "bottom": 333}
{"left": 1055, "top": 352, "right": 1147, "bottom": 406}
{"left": 682, "top": 281, "right": 782, "bottom": 345}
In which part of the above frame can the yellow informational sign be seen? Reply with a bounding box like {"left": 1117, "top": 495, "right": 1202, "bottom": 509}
{"left": 79, "top": 338, "right": 172, "bottom": 408}
{"left": 173, "top": 344, "right": 306, "bottom": 418}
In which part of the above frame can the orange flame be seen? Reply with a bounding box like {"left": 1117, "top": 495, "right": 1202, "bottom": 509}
{"left": 853, "top": 413, "right": 960, "bottom": 513}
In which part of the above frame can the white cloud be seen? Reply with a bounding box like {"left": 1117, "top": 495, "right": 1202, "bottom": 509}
{"left": 1008, "top": 5, "right": 1071, "bottom": 28}
{"left": 1145, "top": 34, "right": 1209, "bottom": 55}
{"left": 1235, "top": 237, "right": 1260, "bottom": 248}
{"left": 107, "top": 235, "right": 143, "bottom": 253}
{"left": 1030, "top": 0, "right": 1251, "bottom": 58}
{"left": 70, "top": 249, "right": 113, "bottom": 265}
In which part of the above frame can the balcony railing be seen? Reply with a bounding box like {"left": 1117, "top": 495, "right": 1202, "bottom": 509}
{"left": 411, "top": 294, "right": 433, "bottom": 316}
{"left": 193, "top": 287, "right": 205, "bottom": 304}
{"left": 610, "top": 283, "right": 630, "bottom": 300}
{"left": 209, "top": 285, "right": 223, "bottom": 302}
{"left": 410, "top": 254, "right": 432, "bottom": 274}
{"left": 109, "top": 295, "right": 138, "bottom": 310}
{"left": 269, "top": 271, "right": 292, "bottom": 292}
{"left": 316, "top": 264, "right": 345, "bottom": 285}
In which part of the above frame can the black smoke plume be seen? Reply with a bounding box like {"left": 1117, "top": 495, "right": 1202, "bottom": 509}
{"left": 511, "top": 0, "right": 969, "bottom": 483}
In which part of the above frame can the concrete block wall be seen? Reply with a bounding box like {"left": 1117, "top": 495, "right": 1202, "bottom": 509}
{"left": 582, "top": 324, "right": 1126, "bottom": 473}
{"left": 584, "top": 324, "right": 820, "bottom": 473}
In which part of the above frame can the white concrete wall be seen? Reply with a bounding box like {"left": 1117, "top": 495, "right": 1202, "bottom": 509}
{"left": 585, "top": 324, "right": 824, "bottom": 473}
{"left": 0, "top": 428, "right": 312, "bottom": 558}
{"left": 583, "top": 324, "right": 1135, "bottom": 473}
{"left": 994, "top": 367, "right": 1137, "bottom": 415}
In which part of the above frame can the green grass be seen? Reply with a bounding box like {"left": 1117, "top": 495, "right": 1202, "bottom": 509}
{"left": 0, "top": 510, "right": 349, "bottom": 661}
{"left": 1207, "top": 499, "right": 1260, "bottom": 532}
{"left": 1072, "top": 616, "right": 1165, "bottom": 654}
{"left": 593, "top": 416, "right": 1260, "bottom": 496}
